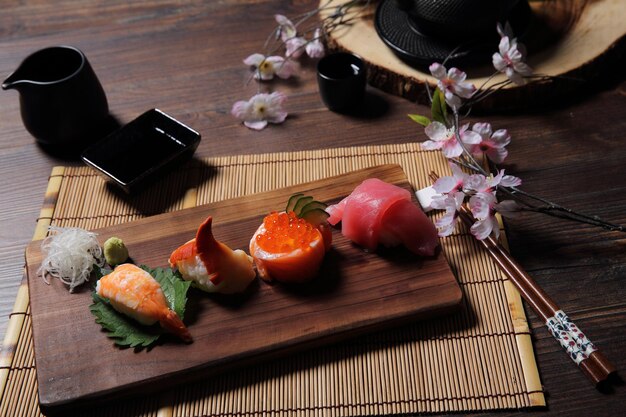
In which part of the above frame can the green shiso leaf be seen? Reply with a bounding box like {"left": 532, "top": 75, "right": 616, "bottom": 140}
{"left": 92, "top": 264, "right": 111, "bottom": 283}
{"left": 89, "top": 265, "right": 191, "bottom": 348}
{"left": 90, "top": 293, "right": 161, "bottom": 348}
{"left": 142, "top": 265, "right": 191, "bottom": 320}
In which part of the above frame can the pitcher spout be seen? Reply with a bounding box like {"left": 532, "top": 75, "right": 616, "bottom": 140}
{"left": 2, "top": 72, "right": 22, "bottom": 90}
{"left": 2, "top": 65, "right": 33, "bottom": 91}
{"left": 3, "top": 45, "right": 87, "bottom": 92}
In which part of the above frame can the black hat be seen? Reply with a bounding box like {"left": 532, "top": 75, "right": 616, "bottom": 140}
{"left": 375, "top": 0, "right": 532, "bottom": 69}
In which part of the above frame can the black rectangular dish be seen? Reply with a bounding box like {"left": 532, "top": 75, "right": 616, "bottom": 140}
{"left": 81, "top": 109, "right": 200, "bottom": 193}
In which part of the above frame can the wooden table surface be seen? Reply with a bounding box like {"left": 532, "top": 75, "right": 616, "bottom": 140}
{"left": 0, "top": 1, "right": 624, "bottom": 416}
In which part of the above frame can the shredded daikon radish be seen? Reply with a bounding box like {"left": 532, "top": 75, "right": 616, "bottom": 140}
{"left": 37, "top": 226, "right": 105, "bottom": 292}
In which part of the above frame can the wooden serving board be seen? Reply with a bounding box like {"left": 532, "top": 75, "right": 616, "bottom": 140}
{"left": 25, "top": 164, "right": 462, "bottom": 413}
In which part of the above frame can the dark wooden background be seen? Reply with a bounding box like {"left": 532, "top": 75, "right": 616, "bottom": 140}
{"left": 0, "top": 1, "right": 624, "bottom": 416}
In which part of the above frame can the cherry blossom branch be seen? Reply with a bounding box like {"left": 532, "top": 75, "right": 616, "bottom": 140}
{"left": 263, "top": 0, "right": 368, "bottom": 59}
{"left": 414, "top": 23, "right": 626, "bottom": 239}
{"left": 497, "top": 186, "right": 625, "bottom": 232}
{"left": 450, "top": 109, "right": 488, "bottom": 176}
{"left": 448, "top": 107, "right": 626, "bottom": 234}
{"left": 233, "top": 1, "right": 369, "bottom": 130}
{"left": 463, "top": 78, "right": 512, "bottom": 105}
{"left": 474, "top": 71, "right": 502, "bottom": 93}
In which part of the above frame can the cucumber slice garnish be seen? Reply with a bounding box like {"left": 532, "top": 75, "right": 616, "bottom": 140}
{"left": 285, "top": 193, "right": 329, "bottom": 226}
{"left": 300, "top": 201, "right": 327, "bottom": 216}
{"left": 300, "top": 208, "right": 330, "bottom": 226}
{"left": 286, "top": 193, "right": 304, "bottom": 213}
{"left": 293, "top": 196, "right": 314, "bottom": 216}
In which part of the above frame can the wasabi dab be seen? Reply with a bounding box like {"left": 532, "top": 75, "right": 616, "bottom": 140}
{"left": 104, "top": 237, "right": 129, "bottom": 266}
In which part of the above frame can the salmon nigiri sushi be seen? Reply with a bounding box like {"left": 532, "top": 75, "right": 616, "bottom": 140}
{"left": 169, "top": 216, "right": 256, "bottom": 294}
{"left": 96, "top": 263, "right": 192, "bottom": 342}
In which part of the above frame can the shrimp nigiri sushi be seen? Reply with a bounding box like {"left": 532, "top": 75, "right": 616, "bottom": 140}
{"left": 249, "top": 194, "right": 332, "bottom": 283}
{"left": 169, "top": 216, "right": 256, "bottom": 294}
{"left": 96, "top": 263, "right": 192, "bottom": 342}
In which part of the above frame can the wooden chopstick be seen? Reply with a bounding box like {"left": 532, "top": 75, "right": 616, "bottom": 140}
{"left": 428, "top": 172, "right": 616, "bottom": 385}
{"left": 457, "top": 207, "right": 614, "bottom": 385}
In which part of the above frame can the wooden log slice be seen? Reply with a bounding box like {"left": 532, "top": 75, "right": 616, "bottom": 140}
{"left": 322, "top": 0, "right": 626, "bottom": 109}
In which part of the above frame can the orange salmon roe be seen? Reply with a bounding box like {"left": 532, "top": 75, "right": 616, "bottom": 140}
{"left": 255, "top": 211, "right": 320, "bottom": 253}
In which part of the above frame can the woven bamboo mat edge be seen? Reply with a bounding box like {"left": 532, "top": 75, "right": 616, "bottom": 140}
{"left": 0, "top": 144, "right": 546, "bottom": 415}
{"left": 0, "top": 166, "right": 65, "bottom": 402}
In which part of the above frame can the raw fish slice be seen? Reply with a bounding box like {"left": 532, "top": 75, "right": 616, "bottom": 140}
{"left": 338, "top": 178, "right": 412, "bottom": 251}
{"left": 326, "top": 178, "right": 439, "bottom": 255}
{"left": 379, "top": 199, "right": 439, "bottom": 256}
{"left": 326, "top": 197, "right": 347, "bottom": 226}
{"left": 96, "top": 264, "right": 192, "bottom": 342}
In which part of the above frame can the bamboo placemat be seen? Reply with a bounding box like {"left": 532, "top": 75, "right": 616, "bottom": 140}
{"left": 0, "top": 143, "right": 545, "bottom": 416}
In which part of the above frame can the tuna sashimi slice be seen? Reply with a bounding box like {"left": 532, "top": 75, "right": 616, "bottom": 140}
{"left": 326, "top": 197, "right": 347, "bottom": 226}
{"left": 326, "top": 178, "right": 439, "bottom": 255}
{"left": 335, "top": 178, "right": 412, "bottom": 251}
{"left": 379, "top": 199, "right": 439, "bottom": 256}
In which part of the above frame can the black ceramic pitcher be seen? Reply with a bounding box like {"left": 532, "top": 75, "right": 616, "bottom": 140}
{"left": 2, "top": 46, "right": 109, "bottom": 147}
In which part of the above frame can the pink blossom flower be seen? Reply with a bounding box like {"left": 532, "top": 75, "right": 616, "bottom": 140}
{"left": 465, "top": 170, "right": 522, "bottom": 194}
{"left": 275, "top": 14, "right": 297, "bottom": 41}
{"left": 431, "top": 192, "right": 465, "bottom": 237}
{"left": 244, "top": 53, "right": 298, "bottom": 80}
{"left": 464, "top": 174, "right": 488, "bottom": 193}
{"left": 285, "top": 36, "right": 307, "bottom": 58}
{"left": 469, "top": 191, "right": 496, "bottom": 219}
{"left": 469, "top": 193, "right": 500, "bottom": 239}
{"left": 274, "top": 14, "right": 309, "bottom": 58}
{"left": 305, "top": 28, "right": 325, "bottom": 58}
{"left": 492, "top": 36, "right": 532, "bottom": 85}
{"left": 469, "top": 193, "right": 520, "bottom": 240}
{"left": 429, "top": 162, "right": 522, "bottom": 240}
{"left": 491, "top": 169, "right": 522, "bottom": 188}
{"left": 470, "top": 214, "right": 500, "bottom": 240}
{"left": 460, "top": 126, "right": 481, "bottom": 146}
{"left": 468, "top": 122, "right": 511, "bottom": 163}
{"left": 429, "top": 63, "right": 476, "bottom": 109}
{"left": 433, "top": 162, "right": 469, "bottom": 194}
{"left": 231, "top": 92, "right": 288, "bottom": 130}
{"left": 422, "top": 122, "right": 476, "bottom": 158}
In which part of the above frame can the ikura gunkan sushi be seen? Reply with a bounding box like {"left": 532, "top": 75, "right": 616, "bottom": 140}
{"left": 326, "top": 178, "right": 439, "bottom": 256}
{"left": 169, "top": 216, "right": 256, "bottom": 294}
{"left": 249, "top": 194, "right": 332, "bottom": 283}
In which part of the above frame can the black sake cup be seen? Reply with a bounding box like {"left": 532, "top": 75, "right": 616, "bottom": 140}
{"left": 317, "top": 53, "right": 367, "bottom": 113}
